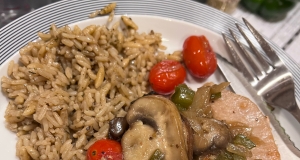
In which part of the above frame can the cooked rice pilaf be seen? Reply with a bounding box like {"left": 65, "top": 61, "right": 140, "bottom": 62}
{"left": 1, "top": 14, "right": 181, "bottom": 159}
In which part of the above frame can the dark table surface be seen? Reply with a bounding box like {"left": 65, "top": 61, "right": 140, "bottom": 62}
{"left": 0, "top": 0, "right": 60, "bottom": 28}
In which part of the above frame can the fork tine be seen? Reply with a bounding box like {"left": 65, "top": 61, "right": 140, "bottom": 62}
{"left": 229, "top": 28, "right": 263, "bottom": 78}
{"left": 235, "top": 23, "right": 271, "bottom": 74}
{"left": 222, "top": 32, "right": 256, "bottom": 82}
{"left": 243, "top": 18, "right": 281, "bottom": 67}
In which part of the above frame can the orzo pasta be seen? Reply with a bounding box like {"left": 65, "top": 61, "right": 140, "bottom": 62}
{"left": 1, "top": 14, "right": 181, "bottom": 159}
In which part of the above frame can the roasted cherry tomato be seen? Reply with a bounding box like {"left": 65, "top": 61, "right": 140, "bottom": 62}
{"left": 149, "top": 60, "right": 186, "bottom": 95}
{"left": 183, "top": 35, "right": 217, "bottom": 79}
{"left": 87, "top": 139, "right": 123, "bottom": 160}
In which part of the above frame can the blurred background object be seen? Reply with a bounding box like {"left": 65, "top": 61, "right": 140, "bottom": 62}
{"left": 0, "top": 0, "right": 60, "bottom": 27}
{"left": 207, "top": 0, "right": 241, "bottom": 14}
{"left": 205, "top": 0, "right": 297, "bottom": 22}
{"left": 240, "top": 0, "right": 296, "bottom": 22}
{"left": 202, "top": 0, "right": 300, "bottom": 64}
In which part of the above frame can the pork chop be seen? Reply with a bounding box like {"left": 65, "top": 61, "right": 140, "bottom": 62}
{"left": 211, "top": 90, "right": 280, "bottom": 160}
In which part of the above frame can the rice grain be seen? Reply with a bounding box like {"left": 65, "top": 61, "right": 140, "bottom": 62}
{"left": 1, "top": 13, "right": 181, "bottom": 160}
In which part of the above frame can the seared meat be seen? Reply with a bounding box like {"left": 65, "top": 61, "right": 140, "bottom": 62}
{"left": 211, "top": 90, "right": 280, "bottom": 160}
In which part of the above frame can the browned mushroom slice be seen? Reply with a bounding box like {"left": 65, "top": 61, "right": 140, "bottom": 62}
{"left": 187, "top": 118, "right": 232, "bottom": 155}
{"left": 121, "top": 95, "right": 189, "bottom": 160}
{"left": 181, "top": 115, "right": 194, "bottom": 160}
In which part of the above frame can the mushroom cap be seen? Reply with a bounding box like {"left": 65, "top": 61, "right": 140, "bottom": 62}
{"left": 122, "top": 95, "right": 189, "bottom": 160}
{"left": 189, "top": 118, "right": 232, "bottom": 154}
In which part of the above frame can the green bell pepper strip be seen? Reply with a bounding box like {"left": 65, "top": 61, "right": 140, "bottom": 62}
{"left": 240, "top": 0, "right": 296, "bottom": 21}
{"left": 216, "top": 150, "right": 247, "bottom": 160}
{"left": 170, "top": 84, "right": 195, "bottom": 111}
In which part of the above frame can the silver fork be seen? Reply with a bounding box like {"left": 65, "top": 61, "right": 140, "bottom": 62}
{"left": 222, "top": 18, "right": 300, "bottom": 123}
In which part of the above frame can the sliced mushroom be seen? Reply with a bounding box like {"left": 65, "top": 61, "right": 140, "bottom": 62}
{"left": 121, "top": 95, "right": 189, "bottom": 160}
{"left": 187, "top": 117, "right": 232, "bottom": 155}
{"left": 181, "top": 115, "right": 194, "bottom": 160}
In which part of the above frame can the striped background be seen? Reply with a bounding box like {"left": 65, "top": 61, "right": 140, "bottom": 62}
{"left": 1, "top": 0, "right": 299, "bottom": 100}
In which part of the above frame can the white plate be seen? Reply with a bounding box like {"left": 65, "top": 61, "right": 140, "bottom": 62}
{"left": 1, "top": 1, "right": 300, "bottom": 159}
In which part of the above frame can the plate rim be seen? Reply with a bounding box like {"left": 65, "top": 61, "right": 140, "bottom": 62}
{"left": 0, "top": 0, "right": 299, "bottom": 159}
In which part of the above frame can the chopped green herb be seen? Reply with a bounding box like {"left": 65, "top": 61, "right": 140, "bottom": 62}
{"left": 216, "top": 150, "right": 233, "bottom": 160}
{"left": 216, "top": 150, "right": 247, "bottom": 160}
{"left": 233, "top": 134, "right": 256, "bottom": 149}
{"left": 232, "top": 153, "right": 246, "bottom": 160}
{"left": 210, "top": 92, "right": 221, "bottom": 101}
{"left": 149, "top": 149, "right": 165, "bottom": 160}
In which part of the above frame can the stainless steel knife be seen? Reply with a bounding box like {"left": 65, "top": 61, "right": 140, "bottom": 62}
{"left": 216, "top": 53, "right": 300, "bottom": 159}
